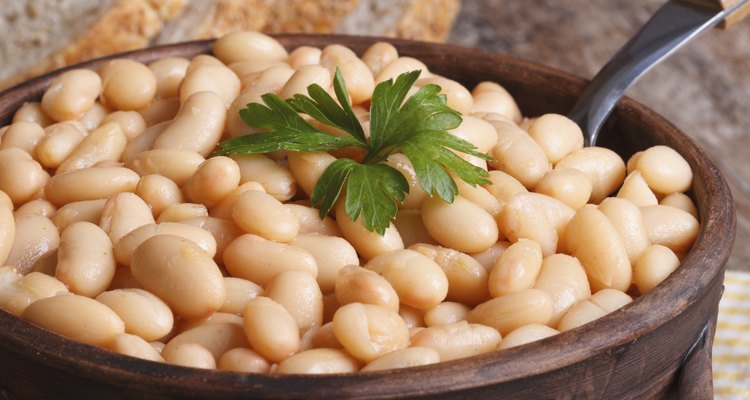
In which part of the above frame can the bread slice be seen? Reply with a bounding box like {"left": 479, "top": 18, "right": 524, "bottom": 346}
{"left": 0, "top": 0, "right": 460, "bottom": 90}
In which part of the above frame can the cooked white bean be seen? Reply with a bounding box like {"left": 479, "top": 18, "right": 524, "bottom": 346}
{"left": 421, "top": 195, "right": 498, "bottom": 254}
{"left": 99, "top": 59, "right": 157, "bottom": 111}
{"left": 469, "top": 241, "right": 511, "bottom": 271}
{"left": 223, "top": 234, "right": 317, "bottom": 286}
{"left": 41, "top": 69, "right": 102, "bottom": 122}
{"left": 527, "top": 114, "right": 584, "bottom": 164}
{"left": 565, "top": 206, "right": 632, "bottom": 292}
{"left": 633, "top": 244, "right": 681, "bottom": 294}
{"left": 555, "top": 147, "right": 626, "bottom": 204}
{"left": 291, "top": 234, "right": 359, "bottom": 293}
{"left": 121, "top": 120, "right": 168, "bottom": 163}
{"left": 44, "top": 166, "right": 139, "bottom": 206}
{"left": 497, "top": 195, "right": 557, "bottom": 257}
{"left": 0, "top": 148, "right": 49, "bottom": 206}
{"left": 130, "top": 234, "right": 225, "bottom": 319}
{"left": 287, "top": 151, "right": 336, "bottom": 197}
{"left": 532, "top": 254, "right": 591, "bottom": 327}
{"left": 410, "top": 320, "right": 501, "bottom": 361}
{"left": 12, "top": 102, "right": 54, "bottom": 127}
{"left": 499, "top": 324, "right": 559, "bottom": 350}
{"left": 209, "top": 181, "right": 266, "bottom": 220}
{"left": 156, "top": 202, "right": 208, "bottom": 223}
{"left": 423, "top": 302, "right": 471, "bottom": 327}
{"left": 100, "top": 111, "right": 147, "bottom": 141}
{"left": 409, "top": 243, "right": 489, "bottom": 306}
{"left": 13, "top": 199, "right": 56, "bottom": 219}
{"left": 50, "top": 198, "right": 106, "bottom": 231}
{"left": 163, "top": 343, "right": 217, "bottom": 369}
{"left": 365, "top": 249, "right": 449, "bottom": 310}
{"left": 280, "top": 64, "right": 332, "bottom": 99}
{"left": 535, "top": 169, "right": 592, "bottom": 210}
{"left": 636, "top": 145, "right": 693, "bottom": 194}
{"left": 488, "top": 239, "right": 543, "bottom": 297}
{"left": 332, "top": 302, "right": 409, "bottom": 363}
{"left": 232, "top": 153, "right": 298, "bottom": 201}
{"left": 220, "top": 277, "right": 263, "bottom": 315}
{"left": 22, "top": 293, "right": 124, "bottom": 347}
{"left": 179, "top": 62, "right": 240, "bottom": 107}
{"left": 392, "top": 209, "right": 437, "bottom": 248}
{"left": 114, "top": 221, "right": 216, "bottom": 266}
{"left": 99, "top": 192, "right": 156, "bottom": 244}
{"left": 287, "top": 45, "right": 322, "bottom": 69}
{"left": 243, "top": 296, "right": 300, "bottom": 363}
{"left": 418, "top": 76, "right": 474, "bottom": 115}
{"left": 399, "top": 304, "right": 425, "bottom": 329}
{"left": 361, "top": 42, "right": 398, "bottom": 77}
{"left": 0, "top": 204, "right": 14, "bottom": 266}
{"left": 598, "top": 197, "right": 650, "bottom": 263}
{"left": 226, "top": 66, "right": 295, "bottom": 137}
{"left": 265, "top": 270, "right": 324, "bottom": 333}
{"left": 152, "top": 91, "right": 226, "bottom": 157}
{"left": 471, "top": 81, "right": 522, "bottom": 123}
{"left": 488, "top": 119, "right": 551, "bottom": 189}
{"left": 77, "top": 102, "right": 110, "bottom": 131}
{"left": 36, "top": 121, "right": 87, "bottom": 169}
{"left": 180, "top": 216, "right": 244, "bottom": 263}
{"left": 0, "top": 267, "right": 68, "bottom": 315}
{"left": 0, "top": 121, "right": 45, "bottom": 154}
{"left": 558, "top": 289, "right": 633, "bottom": 332}
{"left": 617, "top": 171, "right": 658, "bottom": 206}
{"left": 212, "top": 31, "right": 287, "bottom": 65}
{"left": 276, "top": 348, "right": 360, "bottom": 374}
{"left": 135, "top": 174, "right": 184, "bottom": 218}
{"left": 336, "top": 203, "right": 404, "bottom": 260}
{"left": 660, "top": 192, "right": 698, "bottom": 218}
{"left": 55, "top": 221, "right": 115, "bottom": 297}
{"left": 334, "top": 265, "right": 400, "bottom": 312}
{"left": 55, "top": 122, "right": 128, "bottom": 174}
{"left": 96, "top": 288, "right": 174, "bottom": 342}
{"left": 375, "top": 56, "right": 429, "bottom": 84}
{"left": 110, "top": 333, "right": 165, "bottom": 362}
{"left": 640, "top": 205, "right": 700, "bottom": 254}
{"left": 384, "top": 153, "right": 429, "bottom": 210}
{"left": 362, "top": 346, "right": 439, "bottom": 372}
{"left": 148, "top": 56, "right": 190, "bottom": 99}
{"left": 284, "top": 203, "right": 342, "bottom": 237}
{"left": 138, "top": 97, "right": 180, "bottom": 126}
{"left": 6, "top": 215, "right": 59, "bottom": 275}
{"left": 467, "top": 288, "right": 554, "bottom": 335}
{"left": 232, "top": 190, "right": 299, "bottom": 242}
{"left": 126, "top": 149, "right": 205, "bottom": 186}
{"left": 218, "top": 347, "right": 270, "bottom": 373}
{"left": 482, "top": 169, "right": 528, "bottom": 204}
{"left": 454, "top": 178, "right": 502, "bottom": 217}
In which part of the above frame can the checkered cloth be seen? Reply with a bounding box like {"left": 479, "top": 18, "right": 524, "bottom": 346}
{"left": 713, "top": 270, "right": 750, "bottom": 399}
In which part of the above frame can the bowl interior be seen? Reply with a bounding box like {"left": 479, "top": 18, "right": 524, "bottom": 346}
{"left": 0, "top": 34, "right": 736, "bottom": 399}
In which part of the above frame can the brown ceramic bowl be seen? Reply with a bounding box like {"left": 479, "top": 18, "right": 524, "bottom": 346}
{"left": 0, "top": 35, "right": 736, "bottom": 399}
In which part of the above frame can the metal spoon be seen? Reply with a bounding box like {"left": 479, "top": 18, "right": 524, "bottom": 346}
{"left": 568, "top": 0, "right": 750, "bottom": 146}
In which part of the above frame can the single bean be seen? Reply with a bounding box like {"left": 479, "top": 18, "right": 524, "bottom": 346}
{"left": 290, "top": 234, "right": 358, "bottom": 293}
{"left": 499, "top": 324, "right": 559, "bottom": 350}
{"left": 36, "top": 121, "right": 87, "bottom": 169}
{"left": 392, "top": 209, "right": 438, "bottom": 248}
{"left": 535, "top": 169, "right": 592, "bottom": 210}
{"left": 110, "top": 332, "right": 165, "bottom": 362}
{"left": 232, "top": 153, "right": 298, "bottom": 201}
{"left": 598, "top": 197, "right": 650, "bottom": 263}
{"left": 126, "top": 149, "right": 205, "bottom": 186}
{"left": 482, "top": 169, "right": 528, "bottom": 204}
{"left": 6, "top": 215, "right": 59, "bottom": 275}
{"left": 336, "top": 203, "right": 404, "bottom": 260}
{"left": 12, "top": 102, "right": 54, "bottom": 127}
{"left": 469, "top": 241, "right": 511, "bottom": 271}
{"left": 96, "top": 288, "right": 174, "bottom": 341}
{"left": 467, "top": 288, "right": 554, "bottom": 335}
{"left": 0, "top": 148, "right": 49, "bottom": 206}
{"left": 130, "top": 234, "right": 225, "bottom": 319}
{"left": 55, "top": 221, "right": 115, "bottom": 297}
{"left": 0, "top": 121, "right": 46, "bottom": 154}
{"left": 532, "top": 254, "right": 591, "bottom": 327}
{"left": 334, "top": 265, "right": 400, "bottom": 312}
{"left": 287, "top": 151, "right": 337, "bottom": 197}
{"left": 423, "top": 302, "right": 471, "bottom": 327}
{"left": 633, "top": 244, "right": 681, "bottom": 294}
{"left": 13, "top": 199, "right": 56, "bottom": 219}
{"left": 558, "top": 289, "right": 633, "bottom": 332}
{"left": 163, "top": 343, "right": 216, "bottom": 369}
{"left": 362, "top": 346, "right": 439, "bottom": 372}
{"left": 226, "top": 66, "right": 295, "bottom": 137}
{"left": 212, "top": 31, "right": 288, "bottom": 65}
{"left": 375, "top": 56, "right": 429, "bottom": 84}
{"left": 148, "top": 56, "right": 190, "bottom": 99}
{"left": 418, "top": 76, "right": 474, "bottom": 115}
{"left": 409, "top": 320, "right": 501, "bottom": 361}
{"left": 77, "top": 102, "right": 110, "bottom": 131}
{"left": 284, "top": 203, "right": 342, "bottom": 237}
{"left": 565, "top": 206, "right": 632, "bottom": 292}
{"left": 114, "top": 222, "right": 216, "bottom": 266}
{"left": 218, "top": 347, "right": 270, "bottom": 373}
{"left": 265, "top": 270, "right": 324, "bottom": 333}
{"left": 121, "top": 120, "right": 169, "bottom": 163}
{"left": 179, "top": 63, "right": 240, "bottom": 107}
{"left": 209, "top": 181, "right": 266, "bottom": 220}
{"left": 276, "top": 348, "right": 360, "bottom": 375}
{"left": 135, "top": 174, "right": 184, "bottom": 218}
{"left": 384, "top": 153, "right": 429, "bottom": 210}
{"left": 471, "top": 81, "right": 523, "bottom": 123}
{"left": 660, "top": 192, "right": 698, "bottom": 218}
{"left": 44, "top": 166, "right": 139, "bottom": 206}
{"left": 422, "top": 195, "right": 498, "bottom": 254}
{"left": 243, "top": 296, "right": 300, "bottom": 363}
{"left": 488, "top": 119, "right": 551, "bottom": 189}
{"left": 617, "top": 171, "right": 659, "bottom": 206}
{"left": 223, "top": 234, "right": 317, "bottom": 286}
{"left": 99, "top": 59, "right": 157, "bottom": 111}
{"left": 361, "top": 42, "right": 398, "bottom": 77}
{"left": 22, "top": 293, "right": 124, "bottom": 347}
{"left": 488, "top": 239, "right": 543, "bottom": 297}
{"left": 332, "top": 302, "right": 409, "bottom": 363}
{"left": 365, "top": 249, "right": 448, "bottom": 310}
{"left": 640, "top": 204, "right": 700, "bottom": 254}
{"left": 287, "top": 45, "right": 322, "bottom": 70}
{"left": 99, "top": 192, "right": 156, "bottom": 244}
{"left": 152, "top": 91, "right": 226, "bottom": 157}
{"left": 156, "top": 203, "right": 208, "bottom": 223}
{"left": 41, "top": 69, "right": 102, "bottom": 121}
{"left": 0, "top": 204, "right": 14, "bottom": 266}
{"left": 280, "top": 64, "right": 332, "bottom": 99}
{"left": 100, "top": 111, "right": 147, "bottom": 141}
{"left": 527, "top": 113, "right": 584, "bottom": 164}
{"left": 220, "top": 277, "right": 263, "bottom": 315}
{"left": 636, "top": 145, "right": 693, "bottom": 194}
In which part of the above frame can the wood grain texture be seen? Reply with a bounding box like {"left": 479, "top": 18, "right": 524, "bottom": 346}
{"left": 0, "top": 35, "right": 735, "bottom": 399}
{"left": 449, "top": 0, "right": 750, "bottom": 272}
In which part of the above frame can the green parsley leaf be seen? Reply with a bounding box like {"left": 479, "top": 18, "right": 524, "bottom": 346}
{"left": 215, "top": 66, "right": 494, "bottom": 235}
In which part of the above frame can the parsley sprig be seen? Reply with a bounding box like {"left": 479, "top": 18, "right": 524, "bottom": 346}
{"left": 215, "top": 69, "right": 491, "bottom": 235}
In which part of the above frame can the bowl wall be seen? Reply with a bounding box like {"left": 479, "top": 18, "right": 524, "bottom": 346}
{"left": 0, "top": 35, "right": 736, "bottom": 400}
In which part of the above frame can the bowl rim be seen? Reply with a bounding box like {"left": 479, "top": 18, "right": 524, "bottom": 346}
{"left": 0, "top": 33, "right": 737, "bottom": 398}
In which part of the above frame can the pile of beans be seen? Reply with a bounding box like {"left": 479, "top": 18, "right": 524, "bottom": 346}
{"left": 0, "top": 31, "right": 700, "bottom": 374}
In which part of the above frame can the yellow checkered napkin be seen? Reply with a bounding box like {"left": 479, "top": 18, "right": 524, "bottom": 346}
{"left": 714, "top": 270, "right": 750, "bottom": 399}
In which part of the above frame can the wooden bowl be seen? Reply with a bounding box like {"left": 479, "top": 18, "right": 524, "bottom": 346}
{"left": 0, "top": 34, "right": 735, "bottom": 399}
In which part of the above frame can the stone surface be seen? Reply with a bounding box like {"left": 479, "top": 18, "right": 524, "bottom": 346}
{"left": 449, "top": 0, "right": 750, "bottom": 271}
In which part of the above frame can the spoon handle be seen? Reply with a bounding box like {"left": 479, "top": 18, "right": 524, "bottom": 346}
{"left": 567, "top": 0, "right": 749, "bottom": 146}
